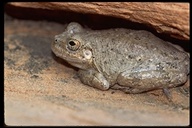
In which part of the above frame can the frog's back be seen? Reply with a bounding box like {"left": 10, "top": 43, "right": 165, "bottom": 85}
{"left": 81, "top": 29, "right": 189, "bottom": 83}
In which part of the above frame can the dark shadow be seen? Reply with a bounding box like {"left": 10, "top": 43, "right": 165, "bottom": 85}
{"left": 51, "top": 52, "right": 79, "bottom": 72}
{"left": 5, "top": 4, "right": 189, "bottom": 52}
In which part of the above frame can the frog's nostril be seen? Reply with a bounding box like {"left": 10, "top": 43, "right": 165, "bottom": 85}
{"left": 55, "top": 38, "right": 59, "bottom": 43}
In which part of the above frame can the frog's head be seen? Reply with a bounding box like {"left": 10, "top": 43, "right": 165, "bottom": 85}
{"left": 51, "top": 22, "right": 93, "bottom": 69}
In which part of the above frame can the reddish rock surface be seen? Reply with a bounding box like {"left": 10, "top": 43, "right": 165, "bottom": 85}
{"left": 7, "top": 2, "right": 189, "bottom": 40}
{"left": 4, "top": 14, "right": 189, "bottom": 126}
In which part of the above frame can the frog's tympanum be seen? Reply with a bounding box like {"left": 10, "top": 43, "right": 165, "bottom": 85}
{"left": 51, "top": 22, "right": 189, "bottom": 94}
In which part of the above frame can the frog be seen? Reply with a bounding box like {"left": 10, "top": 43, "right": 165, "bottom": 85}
{"left": 51, "top": 22, "right": 189, "bottom": 94}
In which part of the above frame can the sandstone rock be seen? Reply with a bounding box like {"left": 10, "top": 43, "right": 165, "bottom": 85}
{"left": 7, "top": 2, "right": 189, "bottom": 40}
{"left": 4, "top": 17, "right": 189, "bottom": 126}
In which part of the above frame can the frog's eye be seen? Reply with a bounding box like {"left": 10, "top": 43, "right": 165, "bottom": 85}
{"left": 67, "top": 39, "right": 80, "bottom": 51}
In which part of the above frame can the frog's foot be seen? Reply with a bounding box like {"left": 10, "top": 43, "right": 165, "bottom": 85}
{"left": 111, "top": 84, "right": 146, "bottom": 93}
{"left": 162, "top": 88, "right": 189, "bottom": 110}
{"left": 178, "top": 86, "right": 190, "bottom": 97}
{"left": 78, "top": 69, "right": 110, "bottom": 90}
{"left": 177, "top": 75, "right": 190, "bottom": 97}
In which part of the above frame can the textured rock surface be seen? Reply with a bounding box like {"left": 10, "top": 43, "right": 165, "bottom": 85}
{"left": 7, "top": 2, "right": 189, "bottom": 40}
{"left": 4, "top": 14, "right": 189, "bottom": 126}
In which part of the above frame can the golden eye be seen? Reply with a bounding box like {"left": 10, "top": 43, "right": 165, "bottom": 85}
{"left": 67, "top": 39, "right": 80, "bottom": 51}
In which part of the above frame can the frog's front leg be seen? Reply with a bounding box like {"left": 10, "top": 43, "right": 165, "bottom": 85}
{"left": 78, "top": 69, "right": 110, "bottom": 90}
{"left": 116, "top": 70, "right": 188, "bottom": 94}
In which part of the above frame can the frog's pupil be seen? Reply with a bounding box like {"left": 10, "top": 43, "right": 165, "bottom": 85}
{"left": 69, "top": 41, "right": 76, "bottom": 46}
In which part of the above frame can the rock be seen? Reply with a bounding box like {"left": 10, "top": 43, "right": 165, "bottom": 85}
{"left": 4, "top": 17, "right": 190, "bottom": 125}
{"left": 6, "top": 2, "right": 189, "bottom": 40}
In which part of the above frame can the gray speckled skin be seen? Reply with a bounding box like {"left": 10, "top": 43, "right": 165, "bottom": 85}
{"left": 51, "top": 22, "right": 189, "bottom": 93}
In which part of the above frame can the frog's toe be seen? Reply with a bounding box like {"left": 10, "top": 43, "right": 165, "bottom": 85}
{"left": 92, "top": 73, "right": 109, "bottom": 90}
{"left": 162, "top": 88, "right": 173, "bottom": 102}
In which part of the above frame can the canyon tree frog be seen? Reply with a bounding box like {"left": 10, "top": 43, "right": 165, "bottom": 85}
{"left": 51, "top": 22, "right": 189, "bottom": 94}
